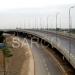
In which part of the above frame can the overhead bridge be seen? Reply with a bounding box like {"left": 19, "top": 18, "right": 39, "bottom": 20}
{"left": 4, "top": 29, "right": 75, "bottom": 69}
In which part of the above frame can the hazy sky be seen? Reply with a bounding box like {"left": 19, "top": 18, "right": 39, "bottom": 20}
{"left": 0, "top": 0, "right": 74, "bottom": 10}
{"left": 0, "top": 0, "right": 75, "bottom": 29}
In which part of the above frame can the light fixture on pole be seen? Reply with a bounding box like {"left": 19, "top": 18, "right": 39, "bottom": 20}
{"left": 47, "top": 16, "right": 49, "bottom": 30}
{"left": 56, "top": 13, "right": 59, "bottom": 43}
{"left": 69, "top": 6, "right": 75, "bottom": 61}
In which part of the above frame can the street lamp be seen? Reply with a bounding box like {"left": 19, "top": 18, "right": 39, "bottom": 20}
{"left": 56, "top": 13, "right": 61, "bottom": 43}
{"left": 69, "top": 6, "right": 75, "bottom": 61}
{"left": 47, "top": 16, "right": 49, "bottom": 30}
{"left": 69, "top": 6, "right": 75, "bottom": 34}
{"left": 59, "top": 15, "right": 61, "bottom": 31}
{"left": 40, "top": 17, "right": 42, "bottom": 30}
{"left": 35, "top": 16, "right": 36, "bottom": 30}
{"left": 24, "top": 19, "right": 26, "bottom": 29}
{"left": 56, "top": 13, "right": 61, "bottom": 31}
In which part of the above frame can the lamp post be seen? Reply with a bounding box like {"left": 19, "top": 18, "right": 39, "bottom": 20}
{"left": 69, "top": 6, "right": 75, "bottom": 61}
{"left": 59, "top": 15, "right": 61, "bottom": 31}
{"left": 40, "top": 17, "right": 42, "bottom": 30}
{"left": 69, "top": 6, "right": 75, "bottom": 34}
{"left": 24, "top": 20, "right": 26, "bottom": 29}
{"left": 36, "top": 16, "right": 38, "bottom": 30}
{"left": 56, "top": 13, "right": 58, "bottom": 31}
{"left": 17, "top": 24, "right": 18, "bottom": 36}
{"left": 47, "top": 16, "right": 49, "bottom": 30}
{"left": 56, "top": 13, "right": 61, "bottom": 31}
{"left": 35, "top": 16, "right": 36, "bottom": 30}
{"left": 56, "top": 13, "right": 60, "bottom": 43}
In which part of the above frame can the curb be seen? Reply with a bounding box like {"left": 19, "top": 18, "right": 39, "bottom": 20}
{"left": 14, "top": 37, "right": 35, "bottom": 75}
{"left": 43, "top": 47, "right": 68, "bottom": 75}
{"left": 28, "top": 47, "right": 35, "bottom": 75}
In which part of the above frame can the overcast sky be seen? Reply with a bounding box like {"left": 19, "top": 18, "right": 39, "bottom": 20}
{"left": 0, "top": 0, "right": 75, "bottom": 29}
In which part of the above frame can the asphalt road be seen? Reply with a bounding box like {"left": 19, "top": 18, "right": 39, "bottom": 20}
{"left": 27, "top": 40, "right": 62, "bottom": 75}
{"left": 3, "top": 29, "right": 75, "bottom": 68}
{"left": 24, "top": 30, "right": 75, "bottom": 68}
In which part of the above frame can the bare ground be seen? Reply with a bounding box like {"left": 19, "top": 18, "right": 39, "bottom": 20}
{"left": 0, "top": 35, "right": 34, "bottom": 75}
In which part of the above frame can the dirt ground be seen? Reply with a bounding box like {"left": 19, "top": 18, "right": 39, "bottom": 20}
{"left": 0, "top": 35, "right": 33, "bottom": 75}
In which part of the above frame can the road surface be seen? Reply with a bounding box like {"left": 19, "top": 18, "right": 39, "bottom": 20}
{"left": 27, "top": 40, "right": 62, "bottom": 75}
{"left": 24, "top": 29, "right": 75, "bottom": 68}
